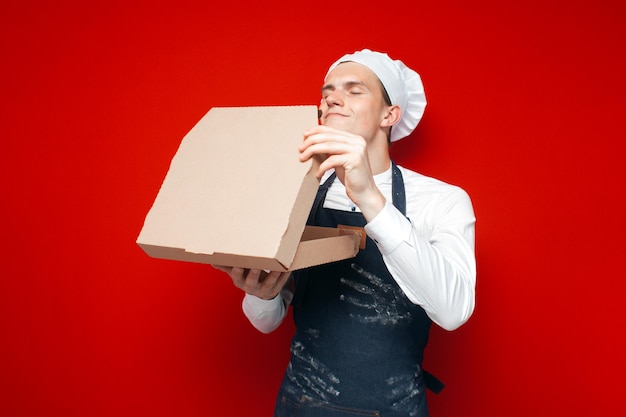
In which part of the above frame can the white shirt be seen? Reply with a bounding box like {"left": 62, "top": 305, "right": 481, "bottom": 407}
{"left": 243, "top": 165, "right": 476, "bottom": 332}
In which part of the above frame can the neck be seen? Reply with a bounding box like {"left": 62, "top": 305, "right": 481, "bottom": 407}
{"left": 367, "top": 136, "right": 391, "bottom": 175}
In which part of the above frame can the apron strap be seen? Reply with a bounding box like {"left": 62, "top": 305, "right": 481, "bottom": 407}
{"left": 391, "top": 161, "right": 406, "bottom": 216}
{"left": 424, "top": 370, "right": 445, "bottom": 394}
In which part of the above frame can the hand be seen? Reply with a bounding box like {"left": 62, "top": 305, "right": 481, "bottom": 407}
{"left": 212, "top": 265, "right": 291, "bottom": 300}
{"left": 299, "top": 125, "right": 386, "bottom": 221}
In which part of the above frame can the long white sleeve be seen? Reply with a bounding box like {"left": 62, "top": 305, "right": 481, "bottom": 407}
{"left": 324, "top": 166, "right": 476, "bottom": 331}
{"left": 241, "top": 287, "right": 293, "bottom": 334}
{"left": 364, "top": 169, "right": 476, "bottom": 330}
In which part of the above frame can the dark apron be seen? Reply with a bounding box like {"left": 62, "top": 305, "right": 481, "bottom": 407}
{"left": 274, "top": 163, "right": 435, "bottom": 417}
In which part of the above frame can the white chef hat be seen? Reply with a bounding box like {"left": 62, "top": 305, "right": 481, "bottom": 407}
{"left": 325, "top": 49, "right": 427, "bottom": 142}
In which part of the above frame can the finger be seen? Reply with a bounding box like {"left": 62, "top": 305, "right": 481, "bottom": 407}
{"left": 242, "top": 268, "right": 263, "bottom": 293}
{"left": 300, "top": 142, "right": 353, "bottom": 166}
{"left": 211, "top": 264, "right": 232, "bottom": 274}
{"left": 318, "top": 154, "right": 352, "bottom": 176}
{"left": 301, "top": 131, "right": 355, "bottom": 152}
{"left": 301, "top": 131, "right": 365, "bottom": 154}
{"left": 228, "top": 267, "right": 254, "bottom": 289}
{"left": 262, "top": 271, "right": 288, "bottom": 290}
{"left": 258, "top": 271, "right": 292, "bottom": 299}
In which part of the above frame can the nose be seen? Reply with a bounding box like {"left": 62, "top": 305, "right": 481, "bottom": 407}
{"left": 323, "top": 90, "right": 342, "bottom": 107}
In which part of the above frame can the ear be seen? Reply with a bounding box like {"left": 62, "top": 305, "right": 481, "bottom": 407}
{"left": 380, "top": 105, "right": 402, "bottom": 128}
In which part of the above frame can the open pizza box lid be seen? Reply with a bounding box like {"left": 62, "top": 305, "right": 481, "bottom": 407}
{"left": 136, "top": 105, "right": 361, "bottom": 271}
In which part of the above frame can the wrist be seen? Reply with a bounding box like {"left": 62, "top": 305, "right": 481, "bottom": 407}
{"left": 356, "top": 187, "right": 386, "bottom": 222}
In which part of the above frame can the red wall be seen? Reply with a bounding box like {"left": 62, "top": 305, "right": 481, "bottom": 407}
{"left": 2, "top": 1, "right": 624, "bottom": 416}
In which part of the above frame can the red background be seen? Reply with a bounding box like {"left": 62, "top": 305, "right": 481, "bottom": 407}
{"left": 2, "top": 1, "right": 625, "bottom": 416}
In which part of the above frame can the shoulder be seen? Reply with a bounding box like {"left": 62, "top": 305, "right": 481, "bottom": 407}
{"left": 397, "top": 165, "right": 475, "bottom": 227}
{"left": 398, "top": 165, "right": 470, "bottom": 198}
{"left": 397, "top": 165, "right": 474, "bottom": 221}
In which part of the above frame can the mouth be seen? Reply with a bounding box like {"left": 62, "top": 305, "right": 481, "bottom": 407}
{"left": 324, "top": 112, "right": 347, "bottom": 119}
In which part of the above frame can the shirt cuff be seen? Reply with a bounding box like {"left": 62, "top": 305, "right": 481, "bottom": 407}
{"left": 364, "top": 200, "right": 412, "bottom": 254}
{"left": 243, "top": 293, "right": 282, "bottom": 312}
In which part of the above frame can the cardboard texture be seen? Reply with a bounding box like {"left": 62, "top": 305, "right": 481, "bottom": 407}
{"left": 137, "top": 105, "right": 361, "bottom": 271}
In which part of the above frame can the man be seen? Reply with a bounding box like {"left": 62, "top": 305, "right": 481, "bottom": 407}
{"left": 214, "top": 49, "right": 476, "bottom": 417}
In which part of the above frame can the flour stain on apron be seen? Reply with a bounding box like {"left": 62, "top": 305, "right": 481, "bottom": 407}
{"left": 386, "top": 366, "right": 424, "bottom": 416}
{"left": 285, "top": 332, "right": 341, "bottom": 401}
{"left": 339, "top": 263, "right": 414, "bottom": 326}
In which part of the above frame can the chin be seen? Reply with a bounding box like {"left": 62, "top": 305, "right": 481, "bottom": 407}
{"left": 323, "top": 119, "right": 349, "bottom": 130}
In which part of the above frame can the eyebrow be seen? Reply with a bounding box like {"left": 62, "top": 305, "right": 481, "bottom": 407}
{"left": 321, "top": 80, "right": 369, "bottom": 94}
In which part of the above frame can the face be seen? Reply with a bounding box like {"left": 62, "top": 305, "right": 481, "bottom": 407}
{"left": 319, "top": 62, "right": 391, "bottom": 141}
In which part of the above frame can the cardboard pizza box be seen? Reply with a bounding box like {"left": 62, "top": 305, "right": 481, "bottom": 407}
{"left": 136, "top": 105, "right": 361, "bottom": 271}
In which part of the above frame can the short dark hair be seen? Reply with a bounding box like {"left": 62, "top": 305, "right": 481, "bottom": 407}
{"left": 380, "top": 82, "right": 393, "bottom": 144}
{"left": 381, "top": 83, "right": 392, "bottom": 106}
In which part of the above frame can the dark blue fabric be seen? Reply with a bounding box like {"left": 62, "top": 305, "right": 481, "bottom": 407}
{"left": 275, "top": 163, "right": 432, "bottom": 417}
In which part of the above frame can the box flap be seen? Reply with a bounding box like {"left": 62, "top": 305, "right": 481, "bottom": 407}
{"left": 137, "top": 105, "right": 321, "bottom": 268}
